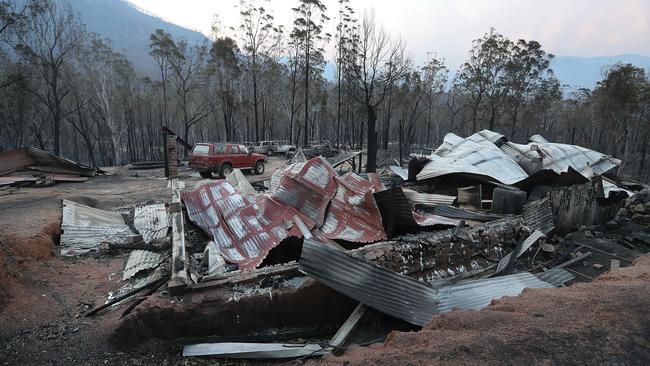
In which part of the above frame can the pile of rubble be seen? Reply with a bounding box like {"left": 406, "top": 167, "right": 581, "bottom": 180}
{"left": 618, "top": 189, "right": 650, "bottom": 225}
{"left": 0, "top": 147, "right": 100, "bottom": 188}
{"left": 60, "top": 130, "right": 648, "bottom": 361}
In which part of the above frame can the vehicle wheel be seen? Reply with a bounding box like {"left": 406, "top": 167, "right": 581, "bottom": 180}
{"left": 266, "top": 149, "right": 273, "bottom": 156}
{"left": 199, "top": 171, "right": 212, "bottom": 178}
{"left": 219, "top": 164, "right": 233, "bottom": 178}
{"left": 254, "top": 161, "right": 265, "bottom": 175}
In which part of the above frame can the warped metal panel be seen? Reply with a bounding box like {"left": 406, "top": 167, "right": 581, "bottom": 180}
{"left": 374, "top": 187, "right": 458, "bottom": 237}
{"left": 0, "top": 149, "right": 35, "bottom": 176}
{"left": 225, "top": 169, "right": 256, "bottom": 195}
{"left": 122, "top": 250, "right": 163, "bottom": 280}
{"left": 522, "top": 197, "right": 555, "bottom": 235}
{"left": 432, "top": 205, "right": 505, "bottom": 222}
{"left": 402, "top": 188, "right": 456, "bottom": 207}
{"left": 0, "top": 176, "right": 38, "bottom": 186}
{"left": 0, "top": 147, "right": 97, "bottom": 177}
{"left": 300, "top": 238, "right": 438, "bottom": 326}
{"left": 328, "top": 150, "right": 362, "bottom": 168}
{"left": 500, "top": 137, "right": 620, "bottom": 178}
{"left": 182, "top": 180, "right": 304, "bottom": 270}
{"left": 183, "top": 342, "right": 326, "bottom": 358}
{"left": 436, "top": 272, "right": 554, "bottom": 313}
{"left": 60, "top": 199, "right": 134, "bottom": 256}
{"left": 320, "top": 172, "right": 386, "bottom": 243}
{"left": 133, "top": 204, "right": 169, "bottom": 244}
{"left": 270, "top": 157, "right": 338, "bottom": 227}
{"left": 535, "top": 268, "right": 575, "bottom": 287}
{"left": 417, "top": 132, "right": 529, "bottom": 185}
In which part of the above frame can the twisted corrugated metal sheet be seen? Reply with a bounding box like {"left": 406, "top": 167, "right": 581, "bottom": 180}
{"left": 122, "top": 250, "right": 163, "bottom": 280}
{"left": 417, "top": 132, "right": 529, "bottom": 184}
{"left": 133, "top": 204, "right": 169, "bottom": 244}
{"left": 436, "top": 272, "right": 554, "bottom": 313}
{"left": 182, "top": 180, "right": 304, "bottom": 270}
{"left": 300, "top": 238, "right": 439, "bottom": 326}
{"left": 320, "top": 172, "right": 386, "bottom": 243}
{"left": 60, "top": 199, "right": 134, "bottom": 256}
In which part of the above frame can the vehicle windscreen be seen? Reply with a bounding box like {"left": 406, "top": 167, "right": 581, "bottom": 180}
{"left": 192, "top": 145, "right": 210, "bottom": 155}
{"left": 239, "top": 145, "right": 249, "bottom": 154}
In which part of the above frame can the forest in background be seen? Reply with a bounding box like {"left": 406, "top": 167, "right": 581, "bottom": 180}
{"left": 0, "top": 0, "right": 648, "bottom": 178}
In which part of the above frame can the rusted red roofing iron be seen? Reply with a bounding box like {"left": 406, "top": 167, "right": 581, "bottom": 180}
{"left": 183, "top": 158, "right": 392, "bottom": 270}
{"left": 182, "top": 180, "right": 305, "bottom": 270}
{"left": 321, "top": 172, "right": 387, "bottom": 243}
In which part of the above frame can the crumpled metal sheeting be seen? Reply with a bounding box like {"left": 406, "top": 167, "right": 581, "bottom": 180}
{"left": 133, "top": 204, "right": 169, "bottom": 244}
{"left": 417, "top": 132, "right": 529, "bottom": 185}
{"left": 435, "top": 272, "right": 554, "bottom": 313}
{"left": 365, "top": 172, "right": 386, "bottom": 192}
{"left": 500, "top": 138, "right": 621, "bottom": 179}
{"left": 122, "top": 250, "right": 163, "bottom": 281}
{"left": 412, "top": 211, "right": 462, "bottom": 227}
{"left": 226, "top": 169, "right": 256, "bottom": 196}
{"left": 602, "top": 179, "right": 633, "bottom": 198}
{"left": 534, "top": 268, "right": 575, "bottom": 287}
{"left": 320, "top": 172, "right": 386, "bottom": 243}
{"left": 270, "top": 157, "right": 338, "bottom": 227}
{"left": 328, "top": 150, "right": 362, "bottom": 168}
{"left": 403, "top": 188, "right": 456, "bottom": 207}
{"left": 300, "top": 238, "right": 439, "bottom": 326}
{"left": 0, "top": 147, "right": 97, "bottom": 177}
{"left": 183, "top": 342, "right": 326, "bottom": 358}
{"left": 182, "top": 180, "right": 303, "bottom": 270}
{"left": 374, "top": 187, "right": 459, "bottom": 237}
{"left": 522, "top": 197, "right": 555, "bottom": 235}
{"left": 60, "top": 199, "right": 134, "bottom": 256}
{"left": 431, "top": 204, "right": 505, "bottom": 222}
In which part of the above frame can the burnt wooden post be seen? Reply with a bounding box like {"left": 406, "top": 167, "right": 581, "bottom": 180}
{"left": 166, "top": 134, "right": 178, "bottom": 179}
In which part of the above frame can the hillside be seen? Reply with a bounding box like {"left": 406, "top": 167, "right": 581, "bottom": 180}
{"left": 62, "top": 0, "right": 209, "bottom": 76}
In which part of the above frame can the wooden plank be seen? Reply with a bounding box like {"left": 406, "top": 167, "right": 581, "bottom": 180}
{"left": 329, "top": 303, "right": 368, "bottom": 348}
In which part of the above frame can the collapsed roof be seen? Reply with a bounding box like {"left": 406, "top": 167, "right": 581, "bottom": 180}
{"left": 416, "top": 130, "right": 621, "bottom": 185}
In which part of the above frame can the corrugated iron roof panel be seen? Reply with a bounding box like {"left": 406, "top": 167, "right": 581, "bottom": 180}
{"left": 122, "top": 250, "right": 163, "bottom": 280}
{"left": 328, "top": 151, "right": 362, "bottom": 168}
{"left": 182, "top": 180, "right": 304, "bottom": 270}
{"left": 522, "top": 197, "right": 555, "bottom": 234}
{"left": 300, "top": 238, "right": 439, "bottom": 326}
{"left": 133, "top": 204, "right": 169, "bottom": 244}
{"left": 0, "top": 149, "right": 35, "bottom": 176}
{"left": 535, "top": 268, "right": 575, "bottom": 287}
{"left": 225, "top": 169, "right": 256, "bottom": 196}
{"left": 417, "top": 132, "right": 529, "bottom": 185}
{"left": 60, "top": 199, "right": 134, "bottom": 256}
{"left": 270, "top": 157, "right": 337, "bottom": 227}
{"left": 436, "top": 272, "right": 554, "bottom": 313}
{"left": 320, "top": 172, "right": 386, "bottom": 243}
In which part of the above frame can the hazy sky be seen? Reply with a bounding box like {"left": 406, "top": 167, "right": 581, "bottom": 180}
{"left": 128, "top": 0, "right": 650, "bottom": 70}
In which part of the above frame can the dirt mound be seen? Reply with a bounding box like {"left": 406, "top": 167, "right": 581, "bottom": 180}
{"left": 317, "top": 254, "right": 650, "bottom": 366}
{"left": 2, "top": 221, "right": 60, "bottom": 260}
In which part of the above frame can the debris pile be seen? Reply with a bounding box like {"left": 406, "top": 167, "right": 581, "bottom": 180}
{"left": 0, "top": 147, "right": 99, "bottom": 187}
{"left": 51, "top": 130, "right": 649, "bottom": 362}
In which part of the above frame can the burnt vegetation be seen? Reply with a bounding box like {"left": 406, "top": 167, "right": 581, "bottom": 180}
{"left": 0, "top": 0, "right": 648, "bottom": 178}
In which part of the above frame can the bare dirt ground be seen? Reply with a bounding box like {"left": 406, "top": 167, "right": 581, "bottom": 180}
{"left": 1, "top": 157, "right": 649, "bottom": 365}
{"left": 316, "top": 254, "right": 650, "bottom": 366}
{"left": 0, "top": 159, "right": 286, "bottom": 366}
